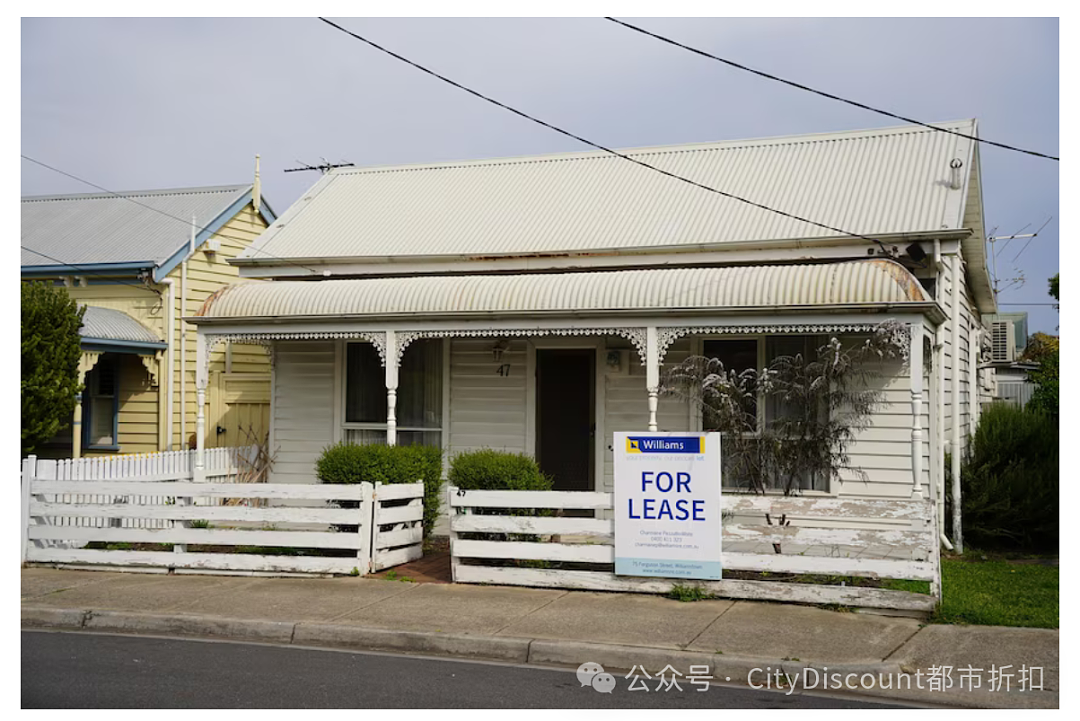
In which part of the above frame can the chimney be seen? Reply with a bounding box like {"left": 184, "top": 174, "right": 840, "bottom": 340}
{"left": 253, "top": 154, "right": 262, "bottom": 214}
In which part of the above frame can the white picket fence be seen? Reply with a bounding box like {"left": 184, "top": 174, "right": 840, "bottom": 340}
{"left": 20, "top": 452, "right": 425, "bottom": 576}
{"left": 23, "top": 449, "right": 250, "bottom": 532}
{"left": 448, "top": 488, "right": 940, "bottom": 612}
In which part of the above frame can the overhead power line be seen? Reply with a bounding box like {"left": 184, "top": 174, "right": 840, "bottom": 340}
{"left": 317, "top": 17, "right": 891, "bottom": 255}
{"left": 21, "top": 155, "right": 322, "bottom": 275}
{"left": 21, "top": 245, "right": 160, "bottom": 295}
{"left": 604, "top": 17, "right": 1060, "bottom": 162}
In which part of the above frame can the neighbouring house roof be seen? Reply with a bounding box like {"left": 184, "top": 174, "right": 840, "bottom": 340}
{"left": 21, "top": 184, "right": 276, "bottom": 282}
{"left": 194, "top": 260, "right": 931, "bottom": 322}
{"left": 79, "top": 306, "right": 166, "bottom": 351}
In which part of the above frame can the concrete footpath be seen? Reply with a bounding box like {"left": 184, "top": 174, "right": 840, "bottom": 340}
{"left": 21, "top": 567, "right": 1058, "bottom": 709}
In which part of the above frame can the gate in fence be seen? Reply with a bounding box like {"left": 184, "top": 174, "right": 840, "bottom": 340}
{"left": 447, "top": 487, "right": 940, "bottom": 612}
{"left": 21, "top": 452, "right": 423, "bottom": 577}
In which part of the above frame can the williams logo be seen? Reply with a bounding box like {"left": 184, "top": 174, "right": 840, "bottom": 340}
{"left": 626, "top": 436, "right": 703, "bottom": 454}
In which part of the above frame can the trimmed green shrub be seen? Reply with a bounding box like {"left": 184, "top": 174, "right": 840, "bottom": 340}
{"left": 316, "top": 443, "right": 443, "bottom": 538}
{"left": 447, "top": 449, "right": 552, "bottom": 491}
{"left": 448, "top": 450, "right": 553, "bottom": 546}
{"left": 948, "top": 403, "right": 1058, "bottom": 552}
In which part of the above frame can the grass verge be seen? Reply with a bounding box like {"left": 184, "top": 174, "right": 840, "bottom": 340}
{"left": 882, "top": 558, "right": 1058, "bottom": 628}
{"left": 932, "top": 559, "right": 1058, "bottom": 629}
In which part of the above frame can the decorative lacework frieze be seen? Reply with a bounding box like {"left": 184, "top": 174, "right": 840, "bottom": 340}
{"left": 655, "top": 324, "right": 886, "bottom": 363}
{"left": 202, "top": 331, "right": 387, "bottom": 370}
{"left": 139, "top": 353, "right": 162, "bottom": 388}
{"left": 392, "top": 328, "right": 650, "bottom": 365}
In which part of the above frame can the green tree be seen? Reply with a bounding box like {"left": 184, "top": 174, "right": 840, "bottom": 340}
{"left": 1028, "top": 274, "right": 1059, "bottom": 416}
{"left": 1021, "top": 332, "right": 1059, "bottom": 364}
{"left": 21, "top": 282, "right": 85, "bottom": 454}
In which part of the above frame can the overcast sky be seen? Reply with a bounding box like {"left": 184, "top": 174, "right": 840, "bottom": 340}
{"left": 21, "top": 17, "right": 1060, "bottom": 332}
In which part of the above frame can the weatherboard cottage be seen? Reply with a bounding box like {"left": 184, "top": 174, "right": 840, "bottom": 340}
{"left": 189, "top": 122, "right": 994, "bottom": 549}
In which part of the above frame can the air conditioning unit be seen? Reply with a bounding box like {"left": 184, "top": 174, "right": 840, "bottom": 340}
{"left": 991, "top": 321, "right": 1016, "bottom": 362}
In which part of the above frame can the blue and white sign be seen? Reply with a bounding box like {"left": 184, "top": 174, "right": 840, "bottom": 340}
{"left": 613, "top": 431, "right": 722, "bottom": 580}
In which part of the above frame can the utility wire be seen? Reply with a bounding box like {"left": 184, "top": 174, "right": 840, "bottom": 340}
{"left": 21, "top": 245, "right": 160, "bottom": 295}
{"left": 604, "top": 17, "right": 1060, "bottom": 162}
{"left": 317, "top": 17, "right": 892, "bottom": 255}
{"left": 21, "top": 155, "right": 323, "bottom": 275}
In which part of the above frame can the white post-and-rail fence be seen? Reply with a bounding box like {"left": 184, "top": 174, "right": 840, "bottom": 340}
{"left": 448, "top": 487, "right": 941, "bottom": 612}
{"left": 21, "top": 451, "right": 424, "bottom": 577}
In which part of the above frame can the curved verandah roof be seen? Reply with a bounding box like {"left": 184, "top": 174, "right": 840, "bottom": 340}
{"left": 195, "top": 260, "right": 932, "bottom": 323}
{"left": 79, "top": 306, "right": 166, "bottom": 354}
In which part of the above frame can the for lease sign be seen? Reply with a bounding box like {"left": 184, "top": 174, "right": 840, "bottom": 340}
{"left": 613, "top": 432, "right": 722, "bottom": 580}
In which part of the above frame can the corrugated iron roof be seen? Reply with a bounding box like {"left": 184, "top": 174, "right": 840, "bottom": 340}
{"left": 196, "top": 260, "right": 926, "bottom": 320}
{"left": 238, "top": 121, "right": 979, "bottom": 265}
{"left": 80, "top": 306, "right": 163, "bottom": 345}
{"left": 22, "top": 185, "right": 251, "bottom": 268}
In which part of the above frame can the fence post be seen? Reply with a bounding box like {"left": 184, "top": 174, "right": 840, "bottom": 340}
{"left": 928, "top": 498, "right": 942, "bottom": 601}
{"left": 21, "top": 455, "right": 36, "bottom": 562}
{"left": 174, "top": 451, "right": 192, "bottom": 557}
{"left": 371, "top": 482, "right": 383, "bottom": 572}
{"left": 447, "top": 485, "right": 459, "bottom": 583}
{"left": 358, "top": 482, "right": 374, "bottom": 575}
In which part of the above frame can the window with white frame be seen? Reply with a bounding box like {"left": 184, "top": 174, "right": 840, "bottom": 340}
{"left": 701, "top": 336, "right": 827, "bottom": 492}
{"left": 343, "top": 339, "right": 443, "bottom": 448}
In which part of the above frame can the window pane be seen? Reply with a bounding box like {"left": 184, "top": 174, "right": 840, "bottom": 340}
{"left": 343, "top": 429, "right": 441, "bottom": 449}
{"left": 343, "top": 428, "right": 387, "bottom": 446}
{"left": 701, "top": 339, "right": 758, "bottom": 431}
{"left": 765, "top": 336, "right": 814, "bottom": 424}
{"left": 345, "top": 343, "right": 385, "bottom": 423}
{"left": 397, "top": 339, "right": 442, "bottom": 428}
{"left": 90, "top": 408, "right": 114, "bottom": 446}
{"left": 763, "top": 336, "right": 826, "bottom": 492}
{"left": 397, "top": 431, "right": 442, "bottom": 448}
{"left": 96, "top": 360, "right": 116, "bottom": 396}
{"left": 88, "top": 358, "right": 116, "bottom": 446}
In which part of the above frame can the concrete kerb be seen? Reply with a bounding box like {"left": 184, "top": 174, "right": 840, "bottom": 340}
{"left": 22, "top": 606, "right": 898, "bottom": 693}
{"left": 84, "top": 610, "right": 296, "bottom": 644}
{"left": 293, "top": 623, "right": 531, "bottom": 663}
{"left": 21, "top": 606, "right": 89, "bottom": 630}
{"left": 21, "top": 606, "right": 1056, "bottom": 708}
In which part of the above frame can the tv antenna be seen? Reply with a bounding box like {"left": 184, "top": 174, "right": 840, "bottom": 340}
{"left": 987, "top": 216, "right": 1053, "bottom": 298}
{"left": 284, "top": 157, "right": 355, "bottom": 174}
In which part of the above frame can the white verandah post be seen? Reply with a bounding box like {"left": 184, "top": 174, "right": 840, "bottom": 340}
{"left": 194, "top": 332, "right": 208, "bottom": 481}
{"left": 909, "top": 323, "right": 925, "bottom": 501}
{"left": 385, "top": 329, "right": 399, "bottom": 446}
{"left": 646, "top": 326, "right": 659, "bottom": 432}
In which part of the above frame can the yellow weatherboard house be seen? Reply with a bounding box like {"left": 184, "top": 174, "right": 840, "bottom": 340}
{"left": 22, "top": 164, "right": 276, "bottom": 458}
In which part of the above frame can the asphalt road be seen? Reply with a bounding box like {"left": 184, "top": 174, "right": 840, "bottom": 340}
{"left": 22, "top": 631, "right": 902, "bottom": 709}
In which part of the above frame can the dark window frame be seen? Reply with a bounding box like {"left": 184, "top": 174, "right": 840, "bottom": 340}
{"left": 83, "top": 355, "right": 120, "bottom": 451}
{"left": 699, "top": 335, "right": 828, "bottom": 493}
{"left": 342, "top": 339, "right": 444, "bottom": 449}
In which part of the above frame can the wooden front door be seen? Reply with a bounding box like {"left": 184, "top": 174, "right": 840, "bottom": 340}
{"left": 209, "top": 371, "right": 271, "bottom": 449}
{"left": 536, "top": 349, "right": 595, "bottom": 491}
